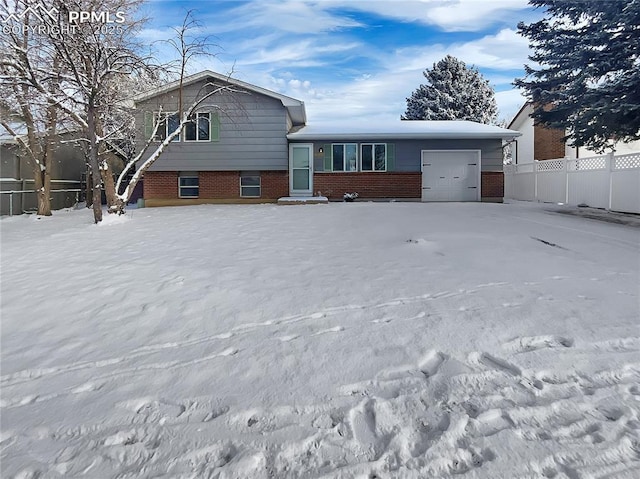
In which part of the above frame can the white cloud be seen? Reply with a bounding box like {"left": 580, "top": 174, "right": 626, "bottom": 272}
{"left": 141, "top": 0, "right": 538, "bottom": 126}
{"left": 213, "top": 1, "right": 363, "bottom": 34}
{"left": 235, "top": 39, "right": 362, "bottom": 68}
{"left": 395, "top": 29, "right": 530, "bottom": 74}
{"left": 495, "top": 89, "right": 528, "bottom": 124}
{"left": 323, "top": 0, "right": 531, "bottom": 32}
{"left": 263, "top": 60, "right": 526, "bottom": 126}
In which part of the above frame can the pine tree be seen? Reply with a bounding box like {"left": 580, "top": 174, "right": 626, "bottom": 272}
{"left": 515, "top": 0, "right": 640, "bottom": 152}
{"left": 403, "top": 55, "right": 497, "bottom": 124}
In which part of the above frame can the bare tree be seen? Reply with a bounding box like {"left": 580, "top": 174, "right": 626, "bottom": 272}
{"left": 0, "top": 1, "right": 66, "bottom": 216}
{"left": 2, "top": 1, "right": 236, "bottom": 221}
{"left": 1, "top": 0, "right": 148, "bottom": 221}
{"left": 47, "top": 0, "right": 153, "bottom": 222}
{"left": 48, "top": 4, "right": 235, "bottom": 219}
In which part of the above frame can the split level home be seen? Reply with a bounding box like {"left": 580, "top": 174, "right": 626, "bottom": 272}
{"left": 135, "top": 70, "right": 520, "bottom": 205}
{"left": 507, "top": 102, "right": 640, "bottom": 164}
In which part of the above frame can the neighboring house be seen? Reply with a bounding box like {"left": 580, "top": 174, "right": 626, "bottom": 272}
{"left": 0, "top": 125, "right": 85, "bottom": 215}
{"left": 508, "top": 102, "right": 640, "bottom": 163}
{"left": 136, "top": 70, "right": 520, "bottom": 205}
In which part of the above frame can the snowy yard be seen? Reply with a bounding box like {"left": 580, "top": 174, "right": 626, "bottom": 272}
{"left": 1, "top": 201, "right": 639, "bottom": 478}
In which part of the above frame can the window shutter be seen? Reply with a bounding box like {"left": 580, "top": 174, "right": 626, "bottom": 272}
{"left": 323, "top": 144, "right": 331, "bottom": 171}
{"left": 144, "top": 111, "right": 154, "bottom": 139}
{"left": 210, "top": 112, "right": 220, "bottom": 141}
{"left": 386, "top": 143, "right": 395, "bottom": 171}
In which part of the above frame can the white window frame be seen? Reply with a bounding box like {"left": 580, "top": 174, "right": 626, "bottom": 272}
{"left": 154, "top": 112, "right": 181, "bottom": 142}
{"left": 331, "top": 143, "right": 358, "bottom": 172}
{"left": 360, "top": 143, "right": 387, "bottom": 172}
{"left": 240, "top": 174, "right": 261, "bottom": 198}
{"left": 184, "top": 112, "right": 211, "bottom": 142}
{"left": 178, "top": 173, "right": 199, "bottom": 198}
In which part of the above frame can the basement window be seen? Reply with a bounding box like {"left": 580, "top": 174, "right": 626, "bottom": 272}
{"left": 178, "top": 172, "right": 199, "bottom": 198}
{"left": 240, "top": 173, "right": 261, "bottom": 197}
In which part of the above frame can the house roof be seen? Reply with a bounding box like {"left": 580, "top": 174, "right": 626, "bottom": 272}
{"left": 134, "top": 70, "right": 307, "bottom": 126}
{"left": 287, "top": 120, "right": 521, "bottom": 141}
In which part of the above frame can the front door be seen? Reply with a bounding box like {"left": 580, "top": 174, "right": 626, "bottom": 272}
{"left": 289, "top": 144, "right": 313, "bottom": 196}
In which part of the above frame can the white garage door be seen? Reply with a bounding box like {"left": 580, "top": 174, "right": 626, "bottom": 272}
{"left": 421, "top": 150, "right": 480, "bottom": 202}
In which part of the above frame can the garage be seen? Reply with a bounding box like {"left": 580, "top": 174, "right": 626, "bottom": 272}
{"left": 421, "top": 150, "right": 481, "bottom": 201}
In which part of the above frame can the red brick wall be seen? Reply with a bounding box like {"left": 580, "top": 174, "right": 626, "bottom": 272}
{"left": 262, "top": 171, "right": 289, "bottom": 199}
{"left": 481, "top": 171, "right": 504, "bottom": 199}
{"left": 313, "top": 172, "right": 421, "bottom": 200}
{"left": 144, "top": 170, "right": 501, "bottom": 202}
{"left": 143, "top": 171, "right": 178, "bottom": 199}
{"left": 143, "top": 170, "right": 288, "bottom": 201}
{"left": 534, "top": 125, "right": 566, "bottom": 161}
{"left": 199, "top": 171, "right": 239, "bottom": 198}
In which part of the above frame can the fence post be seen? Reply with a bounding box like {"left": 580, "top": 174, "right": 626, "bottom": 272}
{"left": 534, "top": 161, "right": 538, "bottom": 202}
{"left": 9, "top": 191, "right": 13, "bottom": 216}
{"left": 21, "top": 179, "right": 27, "bottom": 213}
{"left": 606, "top": 152, "right": 614, "bottom": 211}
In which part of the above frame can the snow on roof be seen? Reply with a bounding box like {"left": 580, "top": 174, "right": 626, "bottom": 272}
{"left": 287, "top": 120, "right": 521, "bottom": 141}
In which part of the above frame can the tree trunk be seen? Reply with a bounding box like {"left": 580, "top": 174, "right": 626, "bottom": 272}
{"left": 87, "top": 103, "right": 102, "bottom": 223}
{"left": 36, "top": 169, "right": 52, "bottom": 216}
{"left": 91, "top": 179, "right": 102, "bottom": 222}
{"left": 37, "top": 57, "right": 58, "bottom": 216}
{"left": 101, "top": 160, "right": 122, "bottom": 213}
{"left": 85, "top": 169, "right": 93, "bottom": 208}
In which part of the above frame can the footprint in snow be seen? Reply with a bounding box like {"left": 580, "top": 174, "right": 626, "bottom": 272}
{"left": 419, "top": 350, "right": 445, "bottom": 379}
{"left": 504, "top": 335, "right": 574, "bottom": 353}
{"left": 348, "top": 399, "right": 386, "bottom": 461}
{"left": 313, "top": 326, "right": 344, "bottom": 335}
{"left": 471, "top": 352, "right": 521, "bottom": 377}
{"left": 277, "top": 334, "right": 299, "bottom": 342}
{"left": 202, "top": 406, "right": 230, "bottom": 422}
{"left": 469, "top": 409, "right": 514, "bottom": 437}
{"left": 71, "top": 381, "right": 105, "bottom": 394}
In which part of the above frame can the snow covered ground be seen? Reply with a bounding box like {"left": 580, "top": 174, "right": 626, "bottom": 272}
{"left": 1, "top": 201, "right": 639, "bottom": 478}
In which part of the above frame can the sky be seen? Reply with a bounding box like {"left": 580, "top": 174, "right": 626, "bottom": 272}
{"left": 138, "top": 0, "right": 545, "bottom": 127}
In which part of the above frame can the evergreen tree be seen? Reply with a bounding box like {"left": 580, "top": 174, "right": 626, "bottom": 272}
{"left": 403, "top": 55, "right": 497, "bottom": 124}
{"left": 515, "top": 0, "right": 640, "bottom": 152}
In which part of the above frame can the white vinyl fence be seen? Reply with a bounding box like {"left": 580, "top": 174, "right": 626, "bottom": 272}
{"left": 504, "top": 152, "right": 640, "bottom": 214}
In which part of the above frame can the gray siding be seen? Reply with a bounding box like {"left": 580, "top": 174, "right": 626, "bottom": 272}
{"left": 136, "top": 79, "right": 289, "bottom": 171}
{"left": 299, "top": 138, "right": 504, "bottom": 172}
{"left": 396, "top": 139, "right": 503, "bottom": 172}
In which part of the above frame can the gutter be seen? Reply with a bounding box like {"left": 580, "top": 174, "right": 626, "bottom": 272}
{"left": 287, "top": 132, "right": 522, "bottom": 141}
